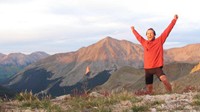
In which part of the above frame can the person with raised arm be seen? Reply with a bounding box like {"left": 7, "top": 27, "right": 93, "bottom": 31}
{"left": 131, "top": 15, "right": 178, "bottom": 94}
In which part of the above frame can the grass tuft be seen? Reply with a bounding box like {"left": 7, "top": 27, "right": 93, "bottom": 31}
{"left": 64, "top": 91, "right": 140, "bottom": 111}
{"left": 131, "top": 105, "right": 149, "bottom": 112}
{"left": 193, "top": 93, "right": 200, "bottom": 106}
{"left": 15, "top": 90, "right": 62, "bottom": 111}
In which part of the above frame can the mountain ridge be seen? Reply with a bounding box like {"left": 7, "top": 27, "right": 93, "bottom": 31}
{"left": 3, "top": 37, "right": 200, "bottom": 97}
{"left": 0, "top": 51, "right": 50, "bottom": 66}
{"left": 165, "top": 43, "right": 200, "bottom": 63}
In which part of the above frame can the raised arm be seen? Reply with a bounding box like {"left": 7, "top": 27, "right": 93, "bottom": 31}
{"left": 131, "top": 26, "right": 145, "bottom": 45}
{"left": 160, "top": 14, "right": 178, "bottom": 43}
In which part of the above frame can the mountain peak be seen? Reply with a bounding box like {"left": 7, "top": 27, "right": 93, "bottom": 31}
{"left": 103, "top": 36, "right": 114, "bottom": 40}
{"left": 75, "top": 36, "right": 143, "bottom": 64}
{"left": 98, "top": 36, "right": 118, "bottom": 43}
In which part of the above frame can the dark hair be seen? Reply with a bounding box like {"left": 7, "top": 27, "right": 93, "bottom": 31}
{"left": 146, "top": 28, "right": 156, "bottom": 36}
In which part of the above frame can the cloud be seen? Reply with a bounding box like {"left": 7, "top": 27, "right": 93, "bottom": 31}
{"left": 0, "top": 0, "right": 200, "bottom": 54}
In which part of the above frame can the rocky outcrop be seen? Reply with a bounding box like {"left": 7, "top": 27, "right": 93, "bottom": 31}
{"left": 190, "top": 62, "right": 200, "bottom": 74}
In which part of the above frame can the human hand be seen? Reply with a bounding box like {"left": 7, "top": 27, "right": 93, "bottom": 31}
{"left": 131, "top": 26, "right": 135, "bottom": 30}
{"left": 174, "top": 14, "right": 178, "bottom": 20}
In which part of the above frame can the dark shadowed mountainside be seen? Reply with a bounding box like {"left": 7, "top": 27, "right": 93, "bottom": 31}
{"left": 0, "top": 85, "right": 15, "bottom": 98}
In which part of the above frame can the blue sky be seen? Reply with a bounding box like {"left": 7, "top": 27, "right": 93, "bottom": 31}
{"left": 0, "top": 0, "right": 199, "bottom": 54}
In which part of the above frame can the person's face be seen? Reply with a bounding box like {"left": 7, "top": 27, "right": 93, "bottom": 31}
{"left": 146, "top": 30, "right": 155, "bottom": 41}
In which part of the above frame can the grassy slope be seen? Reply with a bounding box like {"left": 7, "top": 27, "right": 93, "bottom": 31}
{"left": 98, "top": 63, "right": 196, "bottom": 94}
{"left": 97, "top": 66, "right": 144, "bottom": 91}
{"left": 171, "top": 71, "right": 200, "bottom": 93}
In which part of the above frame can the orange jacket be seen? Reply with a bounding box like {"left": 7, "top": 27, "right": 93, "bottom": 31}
{"left": 132, "top": 19, "right": 177, "bottom": 69}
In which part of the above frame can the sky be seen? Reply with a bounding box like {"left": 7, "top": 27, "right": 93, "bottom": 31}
{"left": 0, "top": 0, "right": 199, "bottom": 54}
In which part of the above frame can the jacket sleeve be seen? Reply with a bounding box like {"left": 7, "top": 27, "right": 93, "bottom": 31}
{"left": 131, "top": 28, "right": 145, "bottom": 45}
{"left": 160, "top": 19, "right": 177, "bottom": 44}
